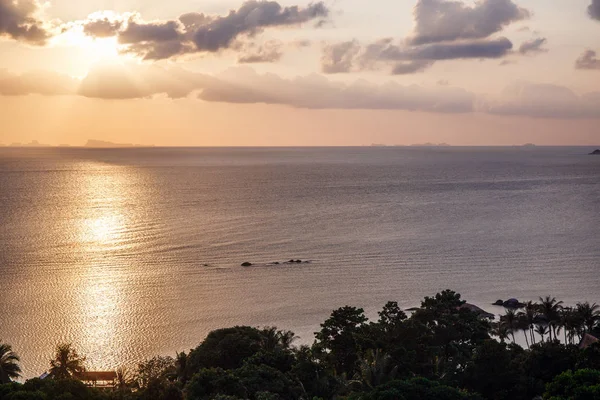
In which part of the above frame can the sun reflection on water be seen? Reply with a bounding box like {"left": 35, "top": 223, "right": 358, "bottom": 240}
{"left": 74, "top": 166, "right": 136, "bottom": 370}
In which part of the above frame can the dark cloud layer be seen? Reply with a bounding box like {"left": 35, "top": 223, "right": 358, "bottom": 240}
{"left": 322, "top": 37, "right": 514, "bottom": 75}
{"left": 77, "top": 1, "right": 328, "bottom": 60}
{"left": 408, "top": 0, "right": 529, "bottom": 45}
{"left": 192, "top": 1, "right": 328, "bottom": 52}
{"left": 83, "top": 18, "right": 122, "bottom": 38}
{"left": 518, "top": 37, "right": 548, "bottom": 55}
{"left": 0, "top": 0, "right": 50, "bottom": 44}
{"left": 575, "top": 50, "right": 600, "bottom": 70}
{"left": 118, "top": 20, "right": 181, "bottom": 44}
{"left": 321, "top": 0, "right": 531, "bottom": 75}
{"left": 589, "top": 0, "right": 600, "bottom": 20}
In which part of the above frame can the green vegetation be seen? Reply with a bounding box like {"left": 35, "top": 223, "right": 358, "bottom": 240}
{"left": 1, "top": 290, "right": 600, "bottom": 400}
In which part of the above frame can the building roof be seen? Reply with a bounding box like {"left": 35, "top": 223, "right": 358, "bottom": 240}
{"left": 78, "top": 371, "right": 117, "bottom": 381}
{"left": 579, "top": 334, "right": 599, "bottom": 349}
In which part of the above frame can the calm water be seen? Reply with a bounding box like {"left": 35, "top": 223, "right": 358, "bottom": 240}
{"left": 0, "top": 146, "right": 599, "bottom": 377}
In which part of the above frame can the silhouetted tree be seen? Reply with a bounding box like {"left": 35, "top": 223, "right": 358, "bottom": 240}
{"left": 0, "top": 342, "right": 21, "bottom": 384}
{"left": 49, "top": 343, "right": 86, "bottom": 379}
{"left": 314, "top": 306, "right": 368, "bottom": 377}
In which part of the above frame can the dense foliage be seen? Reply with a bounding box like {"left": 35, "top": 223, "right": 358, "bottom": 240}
{"left": 1, "top": 290, "right": 599, "bottom": 400}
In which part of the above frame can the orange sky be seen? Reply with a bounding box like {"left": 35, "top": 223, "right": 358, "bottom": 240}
{"left": 0, "top": 0, "right": 599, "bottom": 146}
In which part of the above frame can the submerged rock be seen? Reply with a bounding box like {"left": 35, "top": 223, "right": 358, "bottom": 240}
{"left": 241, "top": 262, "right": 252, "bottom": 267}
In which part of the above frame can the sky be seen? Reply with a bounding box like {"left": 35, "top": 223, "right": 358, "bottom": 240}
{"left": 0, "top": 0, "right": 599, "bottom": 146}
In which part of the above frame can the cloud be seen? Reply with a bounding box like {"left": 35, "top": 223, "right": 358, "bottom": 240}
{"left": 200, "top": 67, "right": 475, "bottom": 112}
{"left": 238, "top": 40, "right": 283, "bottom": 63}
{"left": 0, "top": 69, "right": 78, "bottom": 95}
{"left": 480, "top": 82, "right": 600, "bottom": 118}
{"left": 575, "top": 50, "right": 600, "bottom": 70}
{"left": 2, "top": 65, "right": 599, "bottom": 119}
{"left": 391, "top": 60, "right": 433, "bottom": 75}
{"left": 378, "top": 37, "right": 514, "bottom": 61}
{"left": 589, "top": 0, "right": 600, "bottom": 20}
{"left": 322, "top": 37, "right": 514, "bottom": 74}
{"left": 73, "top": 1, "right": 329, "bottom": 60}
{"left": 83, "top": 17, "right": 123, "bottom": 38}
{"left": 118, "top": 19, "right": 181, "bottom": 44}
{"left": 192, "top": 1, "right": 328, "bottom": 52}
{"left": 518, "top": 37, "right": 548, "bottom": 55}
{"left": 78, "top": 64, "right": 213, "bottom": 99}
{"left": 321, "top": 40, "right": 361, "bottom": 73}
{"left": 0, "top": 0, "right": 51, "bottom": 44}
{"left": 321, "top": 0, "right": 528, "bottom": 75}
{"left": 408, "top": 0, "right": 530, "bottom": 45}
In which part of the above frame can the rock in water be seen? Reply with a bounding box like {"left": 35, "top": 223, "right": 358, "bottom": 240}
{"left": 493, "top": 299, "right": 504, "bottom": 306}
{"left": 503, "top": 298, "right": 524, "bottom": 308}
{"left": 241, "top": 262, "right": 252, "bottom": 267}
{"left": 589, "top": 149, "right": 600, "bottom": 155}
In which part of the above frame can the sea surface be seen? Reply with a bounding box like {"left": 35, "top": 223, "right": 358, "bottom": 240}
{"left": 0, "top": 146, "right": 599, "bottom": 377}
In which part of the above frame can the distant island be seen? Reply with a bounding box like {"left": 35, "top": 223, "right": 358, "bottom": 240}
{"left": 9, "top": 140, "right": 51, "bottom": 147}
{"left": 85, "top": 139, "right": 149, "bottom": 148}
{"left": 589, "top": 149, "right": 600, "bottom": 155}
{"left": 410, "top": 142, "right": 451, "bottom": 147}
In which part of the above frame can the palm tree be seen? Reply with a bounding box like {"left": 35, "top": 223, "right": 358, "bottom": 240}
{"left": 535, "top": 324, "right": 549, "bottom": 343}
{"left": 491, "top": 321, "right": 510, "bottom": 343}
{"left": 538, "top": 296, "right": 563, "bottom": 341}
{"left": 576, "top": 302, "right": 600, "bottom": 334}
{"left": 175, "top": 351, "right": 187, "bottom": 383}
{"left": 354, "top": 349, "right": 398, "bottom": 389}
{"left": 0, "top": 342, "right": 21, "bottom": 384}
{"left": 49, "top": 343, "right": 86, "bottom": 379}
{"left": 520, "top": 301, "right": 538, "bottom": 345}
{"left": 501, "top": 309, "right": 518, "bottom": 343}
{"left": 115, "top": 366, "right": 133, "bottom": 390}
{"left": 517, "top": 315, "right": 530, "bottom": 348}
{"left": 261, "top": 327, "right": 298, "bottom": 351}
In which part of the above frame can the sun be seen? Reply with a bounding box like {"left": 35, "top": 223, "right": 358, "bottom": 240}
{"left": 53, "top": 28, "right": 122, "bottom": 63}
{"left": 88, "top": 37, "right": 121, "bottom": 61}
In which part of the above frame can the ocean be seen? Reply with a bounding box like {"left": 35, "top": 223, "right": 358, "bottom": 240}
{"left": 0, "top": 146, "right": 598, "bottom": 377}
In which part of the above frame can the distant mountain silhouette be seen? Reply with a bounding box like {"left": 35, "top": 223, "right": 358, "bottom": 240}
{"left": 410, "top": 142, "right": 451, "bottom": 147}
{"left": 85, "top": 139, "right": 149, "bottom": 148}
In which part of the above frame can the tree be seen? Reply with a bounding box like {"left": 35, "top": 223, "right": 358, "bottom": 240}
{"left": 0, "top": 342, "right": 21, "bottom": 384}
{"left": 175, "top": 351, "right": 188, "bottom": 383}
{"left": 49, "top": 343, "right": 86, "bottom": 379}
{"left": 410, "top": 290, "right": 490, "bottom": 379}
{"left": 519, "top": 301, "right": 538, "bottom": 345}
{"left": 358, "top": 377, "right": 482, "bottom": 400}
{"left": 576, "top": 302, "right": 600, "bottom": 335}
{"left": 459, "top": 340, "right": 523, "bottom": 400}
{"left": 135, "top": 355, "right": 176, "bottom": 388}
{"left": 187, "top": 326, "right": 266, "bottom": 372}
{"left": 501, "top": 309, "right": 518, "bottom": 343}
{"left": 544, "top": 369, "right": 600, "bottom": 400}
{"left": 260, "top": 327, "right": 297, "bottom": 352}
{"left": 535, "top": 324, "right": 549, "bottom": 343}
{"left": 354, "top": 348, "right": 398, "bottom": 389}
{"left": 314, "top": 306, "right": 368, "bottom": 377}
{"left": 539, "top": 296, "right": 564, "bottom": 341}
{"left": 115, "top": 365, "right": 134, "bottom": 390}
{"left": 185, "top": 368, "right": 247, "bottom": 400}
